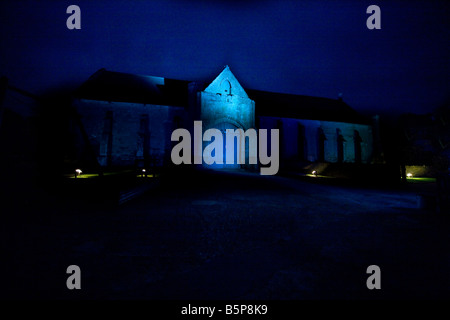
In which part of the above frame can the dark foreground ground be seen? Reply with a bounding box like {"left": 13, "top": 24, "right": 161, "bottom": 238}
{"left": 2, "top": 169, "right": 450, "bottom": 300}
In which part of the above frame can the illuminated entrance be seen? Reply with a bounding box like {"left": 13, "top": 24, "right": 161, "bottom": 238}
{"left": 206, "top": 122, "right": 241, "bottom": 169}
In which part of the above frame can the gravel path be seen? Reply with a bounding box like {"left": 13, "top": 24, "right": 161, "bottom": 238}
{"left": 3, "top": 170, "right": 449, "bottom": 299}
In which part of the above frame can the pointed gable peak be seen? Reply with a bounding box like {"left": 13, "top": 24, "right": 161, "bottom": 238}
{"left": 204, "top": 65, "right": 248, "bottom": 98}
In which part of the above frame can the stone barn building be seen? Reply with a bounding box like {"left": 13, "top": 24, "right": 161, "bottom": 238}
{"left": 250, "top": 89, "right": 373, "bottom": 165}
{"left": 71, "top": 66, "right": 374, "bottom": 173}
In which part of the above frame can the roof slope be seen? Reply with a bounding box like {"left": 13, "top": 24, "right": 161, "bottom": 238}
{"left": 76, "top": 68, "right": 370, "bottom": 125}
{"left": 247, "top": 89, "right": 370, "bottom": 124}
{"left": 75, "top": 69, "right": 189, "bottom": 107}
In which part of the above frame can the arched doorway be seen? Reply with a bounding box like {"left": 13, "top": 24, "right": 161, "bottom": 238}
{"left": 203, "top": 122, "right": 242, "bottom": 169}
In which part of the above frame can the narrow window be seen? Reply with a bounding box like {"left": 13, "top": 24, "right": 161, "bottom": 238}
{"left": 337, "top": 129, "right": 345, "bottom": 163}
{"left": 297, "top": 123, "right": 306, "bottom": 160}
{"left": 317, "top": 128, "right": 326, "bottom": 162}
{"left": 354, "top": 130, "right": 362, "bottom": 163}
{"left": 222, "top": 80, "right": 232, "bottom": 95}
{"left": 100, "top": 111, "right": 113, "bottom": 167}
{"left": 137, "top": 114, "right": 150, "bottom": 166}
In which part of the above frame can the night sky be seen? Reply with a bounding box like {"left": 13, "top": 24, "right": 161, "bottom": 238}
{"left": 0, "top": 0, "right": 449, "bottom": 119}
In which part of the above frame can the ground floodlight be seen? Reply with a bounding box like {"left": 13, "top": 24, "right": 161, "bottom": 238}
{"left": 75, "top": 169, "right": 82, "bottom": 178}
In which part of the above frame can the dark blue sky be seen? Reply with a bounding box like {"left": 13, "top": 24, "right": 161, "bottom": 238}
{"left": 1, "top": 0, "right": 449, "bottom": 118}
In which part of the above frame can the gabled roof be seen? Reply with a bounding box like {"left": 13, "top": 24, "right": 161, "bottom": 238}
{"left": 247, "top": 89, "right": 370, "bottom": 124}
{"left": 75, "top": 68, "right": 370, "bottom": 125}
{"left": 75, "top": 69, "right": 190, "bottom": 107}
{"left": 204, "top": 65, "right": 249, "bottom": 98}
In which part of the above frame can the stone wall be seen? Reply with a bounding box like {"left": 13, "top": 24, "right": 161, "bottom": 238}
{"left": 74, "top": 98, "right": 185, "bottom": 167}
{"left": 259, "top": 116, "right": 374, "bottom": 164}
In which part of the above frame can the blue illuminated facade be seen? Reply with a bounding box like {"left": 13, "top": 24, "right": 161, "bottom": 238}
{"left": 72, "top": 66, "right": 374, "bottom": 171}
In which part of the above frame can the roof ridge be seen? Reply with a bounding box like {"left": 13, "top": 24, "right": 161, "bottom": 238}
{"left": 246, "top": 87, "right": 343, "bottom": 103}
